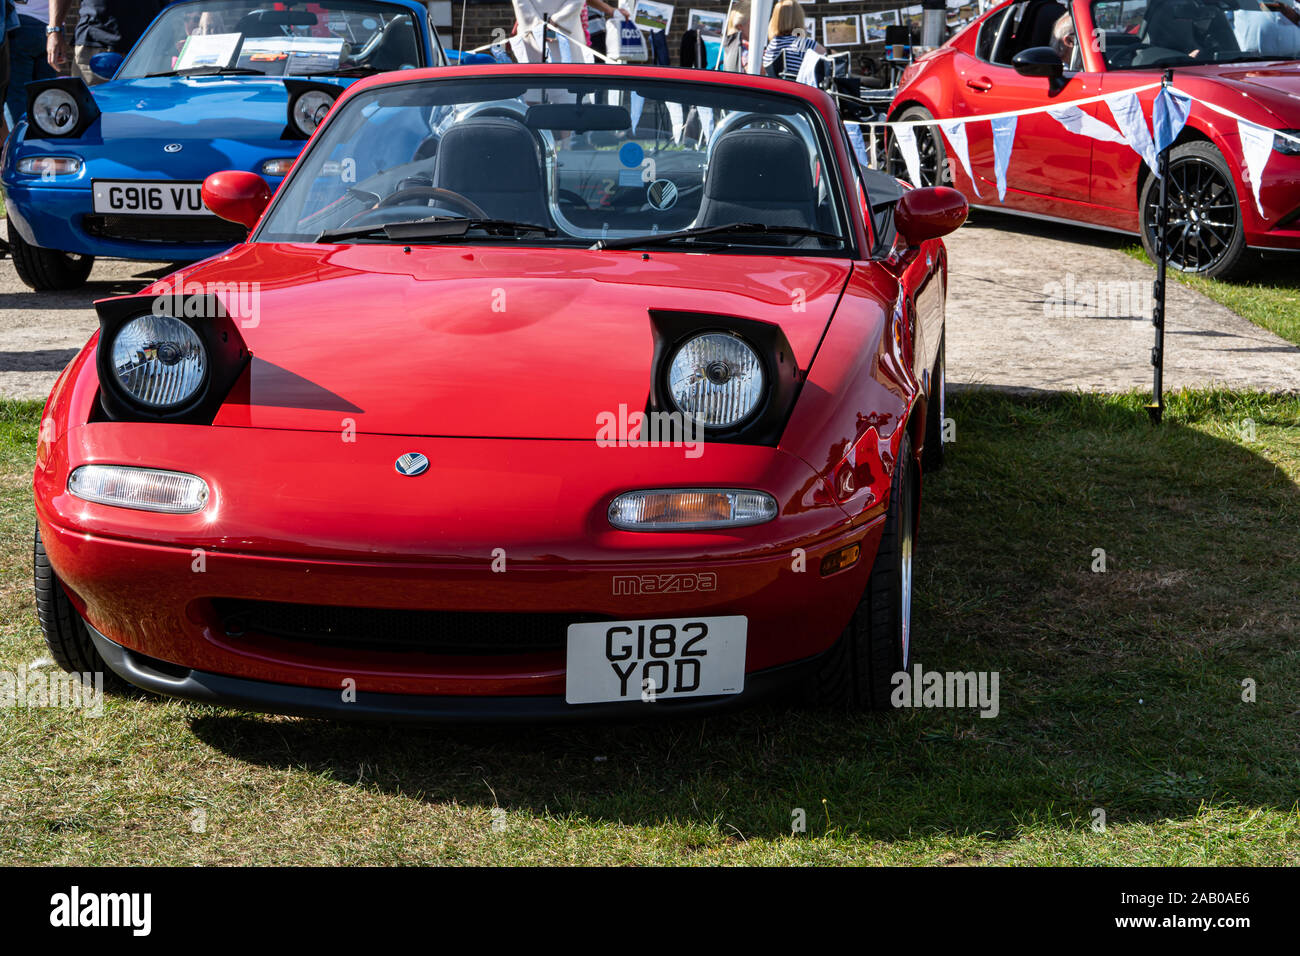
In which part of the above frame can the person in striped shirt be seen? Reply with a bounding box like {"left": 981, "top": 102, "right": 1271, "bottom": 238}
{"left": 762, "top": 0, "right": 825, "bottom": 80}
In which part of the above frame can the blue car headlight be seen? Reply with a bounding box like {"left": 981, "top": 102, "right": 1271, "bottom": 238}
{"left": 31, "top": 88, "right": 80, "bottom": 136}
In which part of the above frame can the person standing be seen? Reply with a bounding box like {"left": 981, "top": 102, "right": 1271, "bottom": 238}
{"left": 718, "top": 3, "right": 749, "bottom": 71}
{"left": 5, "top": 0, "right": 55, "bottom": 126}
{"left": 47, "top": 0, "right": 167, "bottom": 84}
{"left": 762, "top": 0, "right": 824, "bottom": 79}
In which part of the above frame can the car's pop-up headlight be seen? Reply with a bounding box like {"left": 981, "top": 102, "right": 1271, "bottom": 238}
{"left": 69, "top": 465, "right": 208, "bottom": 514}
{"left": 282, "top": 80, "right": 342, "bottom": 139}
{"left": 667, "top": 332, "right": 765, "bottom": 428}
{"left": 25, "top": 77, "right": 99, "bottom": 138}
{"left": 646, "top": 311, "right": 800, "bottom": 447}
{"left": 608, "top": 489, "right": 777, "bottom": 531}
{"left": 31, "top": 88, "right": 79, "bottom": 135}
{"left": 110, "top": 314, "right": 208, "bottom": 409}
{"left": 94, "top": 293, "right": 250, "bottom": 425}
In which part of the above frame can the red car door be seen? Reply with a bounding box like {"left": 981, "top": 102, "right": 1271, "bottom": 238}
{"left": 953, "top": 0, "right": 1099, "bottom": 209}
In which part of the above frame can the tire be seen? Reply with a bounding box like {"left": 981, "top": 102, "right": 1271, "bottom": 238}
{"left": 887, "top": 106, "right": 947, "bottom": 188}
{"left": 33, "top": 525, "right": 124, "bottom": 690}
{"left": 923, "top": 329, "right": 946, "bottom": 472}
{"left": 7, "top": 220, "right": 94, "bottom": 291}
{"left": 1139, "top": 141, "right": 1250, "bottom": 280}
{"left": 808, "top": 433, "right": 917, "bottom": 710}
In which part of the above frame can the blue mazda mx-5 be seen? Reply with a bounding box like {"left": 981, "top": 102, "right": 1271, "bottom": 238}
{"left": 2, "top": 0, "right": 446, "bottom": 291}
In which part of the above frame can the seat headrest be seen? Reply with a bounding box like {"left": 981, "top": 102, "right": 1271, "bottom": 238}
{"left": 705, "top": 129, "right": 814, "bottom": 204}
{"left": 435, "top": 118, "right": 543, "bottom": 191}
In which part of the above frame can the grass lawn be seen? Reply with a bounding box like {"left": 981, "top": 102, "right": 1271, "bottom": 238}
{"left": 1, "top": 391, "right": 1297, "bottom": 865}
{"left": 1125, "top": 245, "right": 1300, "bottom": 348}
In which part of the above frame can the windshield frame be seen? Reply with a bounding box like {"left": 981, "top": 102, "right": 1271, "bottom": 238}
{"left": 117, "top": 0, "right": 429, "bottom": 81}
{"left": 1086, "top": 0, "right": 1300, "bottom": 70}
{"left": 250, "top": 71, "right": 861, "bottom": 258}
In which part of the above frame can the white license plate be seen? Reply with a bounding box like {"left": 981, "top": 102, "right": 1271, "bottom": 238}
{"left": 92, "top": 180, "right": 212, "bottom": 216}
{"left": 565, "top": 616, "right": 746, "bottom": 705}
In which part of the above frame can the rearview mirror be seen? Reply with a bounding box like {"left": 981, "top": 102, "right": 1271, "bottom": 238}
{"left": 202, "top": 170, "right": 272, "bottom": 232}
{"left": 894, "top": 186, "right": 968, "bottom": 245}
{"left": 525, "top": 103, "right": 631, "bottom": 132}
{"left": 1012, "top": 47, "right": 1067, "bottom": 92}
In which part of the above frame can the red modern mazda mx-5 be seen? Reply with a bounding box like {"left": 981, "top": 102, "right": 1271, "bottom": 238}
{"left": 33, "top": 64, "right": 965, "bottom": 721}
{"left": 891, "top": 0, "right": 1300, "bottom": 277}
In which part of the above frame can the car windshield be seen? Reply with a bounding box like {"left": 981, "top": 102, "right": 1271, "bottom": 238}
{"left": 255, "top": 75, "right": 850, "bottom": 252}
{"left": 117, "top": 0, "right": 423, "bottom": 79}
{"left": 1092, "top": 0, "right": 1300, "bottom": 67}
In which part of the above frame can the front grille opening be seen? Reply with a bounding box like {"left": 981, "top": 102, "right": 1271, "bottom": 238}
{"left": 212, "top": 599, "right": 601, "bottom": 656}
{"left": 82, "top": 214, "right": 247, "bottom": 245}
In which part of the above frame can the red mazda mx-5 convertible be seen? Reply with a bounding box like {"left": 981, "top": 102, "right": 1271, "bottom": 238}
{"left": 890, "top": 0, "right": 1300, "bottom": 277}
{"left": 33, "top": 64, "right": 965, "bottom": 720}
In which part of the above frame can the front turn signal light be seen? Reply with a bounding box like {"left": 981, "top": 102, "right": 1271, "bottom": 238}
{"left": 608, "top": 489, "right": 777, "bottom": 531}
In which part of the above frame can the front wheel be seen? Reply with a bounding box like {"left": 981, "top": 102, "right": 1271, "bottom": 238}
{"left": 1139, "top": 141, "right": 1250, "bottom": 280}
{"left": 887, "top": 106, "right": 947, "bottom": 189}
{"left": 7, "top": 220, "right": 94, "bottom": 291}
{"left": 34, "top": 526, "right": 124, "bottom": 690}
{"left": 808, "top": 433, "right": 917, "bottom": 710}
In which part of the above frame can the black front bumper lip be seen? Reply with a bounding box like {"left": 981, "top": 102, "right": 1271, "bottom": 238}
{"left": 87, "top": 626, "right": 818, "bottom": 723}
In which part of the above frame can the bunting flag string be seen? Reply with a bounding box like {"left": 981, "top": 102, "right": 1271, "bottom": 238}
{"left": 938, "top": 119, "right": 979, "bottom": 198}
{"left": 990, "top": 116, "right": 1017, "bottom": 202}
{"left": 845, "top": 84, "right": 1300, "bottom": 209}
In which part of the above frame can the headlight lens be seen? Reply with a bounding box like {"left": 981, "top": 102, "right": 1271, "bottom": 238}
{"left": 69, "top": 465, "right": 208, "bottom": 514}
{"left": 666, "top": 333, "right": 765, "bottom": 428}
{"left": 17, "top": 156, "right": 82, "bottom": 176}
{"left": 292, "top": 90, "right": 334, "bottom": 136}
{"left": 1273, "top": 129, "right": 1300, "bottom": 156}
{"left": 31, "top": 88, "right": 80, "bottom": 136}
{"left": 608, "top": 489, "right": 778, "bottom": 530}
{"left": 109, "top": 314, "right": 207, "bottom": 408}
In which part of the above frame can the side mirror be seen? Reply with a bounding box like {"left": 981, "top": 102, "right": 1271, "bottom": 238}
{"left": 1012, "top": 46, "right": 1067, "bottom": 92}
{"left": 88, "top": 51, "right": 124, "bottom": 80}
{"left": 202, "top": 170, "right": 272, "bottom": 232}
{"left": 894, "top": 186, "right": 968, "bottom": 245}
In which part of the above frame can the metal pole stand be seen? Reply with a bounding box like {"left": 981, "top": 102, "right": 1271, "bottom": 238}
{"left": 1147, "top": 69, "right": 1173, "bottom": 425}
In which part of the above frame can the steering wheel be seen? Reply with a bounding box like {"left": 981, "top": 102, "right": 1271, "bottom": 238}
{"left": 339, "top": 186, "right": 489, "bottom": 228}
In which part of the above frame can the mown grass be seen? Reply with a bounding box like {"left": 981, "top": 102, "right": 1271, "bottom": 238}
{"left": 1, "top": 391, "right": 1297, "bottom": 865}
{"left": 1125, "top": 244, "right": 1300, "bottom": 348}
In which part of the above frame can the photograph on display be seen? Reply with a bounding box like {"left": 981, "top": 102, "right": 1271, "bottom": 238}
{"left": 633, "top": 0, "right": 675, "bottom": 32}
{"left": 860, "top": 8, "right": 901, "bottom": 41}
{"left": 822, "top": 13, "right": 860, "bottom": 45}
{"left": 687, "top": 7, "right": 725, "bottom": 35}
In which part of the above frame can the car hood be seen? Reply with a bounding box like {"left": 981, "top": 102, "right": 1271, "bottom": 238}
{"left": 86, "top": 76, "right": 326, "bottom": 143}
{"left": 157, "top": 243, "right": 854, "bottom": 439}
{"left": 1174, "top": 63, "right": 1300, "bottom": 124}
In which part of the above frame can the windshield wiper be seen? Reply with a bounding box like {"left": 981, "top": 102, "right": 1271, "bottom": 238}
{"left": 146, "top": 66, "right": 265, "bottom": 78}
{"left": 316, "top": 216, "right": 556, "bottom": 244}
{"left": 591, "top": 222, "right": 839, "bottom": 251}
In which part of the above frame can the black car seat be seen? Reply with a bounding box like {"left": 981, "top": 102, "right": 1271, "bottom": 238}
{"left": 431, "top": 117, "right": 550, "bottom": 225}
{"left": 696, "top": 128, "right": 818, "bottom": 230}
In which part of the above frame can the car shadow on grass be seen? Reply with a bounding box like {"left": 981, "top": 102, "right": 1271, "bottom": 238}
{"left": 184, "top": 390, "right": 1300, "bottom": 844}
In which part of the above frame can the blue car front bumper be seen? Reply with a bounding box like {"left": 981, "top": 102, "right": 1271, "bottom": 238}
{"left": 4, "top": 179, "right": 261, "bottom": 261}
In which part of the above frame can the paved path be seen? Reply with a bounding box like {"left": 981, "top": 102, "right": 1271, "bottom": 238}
{"left": 945, "top": 209, "right": 1300, "bottom": 394}
{"left": 1, "top": 213, "right": 1297, "bottom": 401}
{"left": 0, "top": 256, "right": 173, "bottom": 401}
